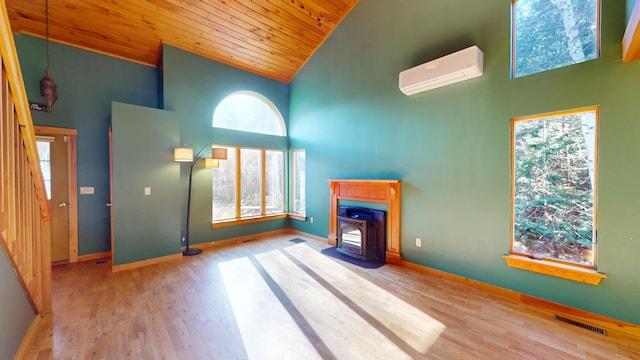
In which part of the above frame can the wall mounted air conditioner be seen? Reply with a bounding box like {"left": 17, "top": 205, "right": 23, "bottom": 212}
{"left": 399, "top": 45, "right": 484, "bottom": 96}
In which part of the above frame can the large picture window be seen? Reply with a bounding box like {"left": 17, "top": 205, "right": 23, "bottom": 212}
{"left": 511, "top": 107, "right": 598, "bottom": 268}
{"left": 212, "top": 147, "right": 285, "bottom": 222}
{"left": 512, "top": 0, "right": 600, "bottom": 78}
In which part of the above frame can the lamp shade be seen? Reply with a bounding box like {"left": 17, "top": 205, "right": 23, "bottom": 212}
{"left": 211, "top": 147, "right": 228, "bottom": 160}
{"left": 174, "top": 147, "right": 194, "bottom": 162}
{"left": 204, "top": 158, "right": 220, "bottom": 168}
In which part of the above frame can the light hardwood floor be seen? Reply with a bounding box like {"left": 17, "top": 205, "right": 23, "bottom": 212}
{"left": 23, "top": 234, "right": 640, "bottom": 359}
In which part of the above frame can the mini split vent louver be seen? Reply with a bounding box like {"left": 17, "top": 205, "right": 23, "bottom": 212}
{"left": 399, "top": 45, "right": 484, "bottom": 96}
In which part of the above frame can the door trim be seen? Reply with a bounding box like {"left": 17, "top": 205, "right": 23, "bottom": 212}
{"left": 34, "top": 126, "right": 79, "bottom": 263}
{"left": 109, "top": 127, "right": 114, "bottom": 269}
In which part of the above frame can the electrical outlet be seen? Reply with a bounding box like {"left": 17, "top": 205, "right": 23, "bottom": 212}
{"left": 310, "top": 217, "right": 314, "bottom": 224}
{"left": 416, "top": 238, "right": 422, "bottom": 247}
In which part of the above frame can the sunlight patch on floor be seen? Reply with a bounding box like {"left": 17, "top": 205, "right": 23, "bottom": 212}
{"left": 219, "top": 242, "right": 446, "bottom": 359}
{"left": 256, "top": 249, "right": 414, "bottom": 360}
{"left": 219, "top": 257, "right": 323, "bottom": 360}
{"left": 285, "top": 244, "right": 446, "bottom": 354}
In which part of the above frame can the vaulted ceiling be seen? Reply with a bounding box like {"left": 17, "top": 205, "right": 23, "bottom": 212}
{"left": 5, "top": 0, "right": 358, "bottom": 83}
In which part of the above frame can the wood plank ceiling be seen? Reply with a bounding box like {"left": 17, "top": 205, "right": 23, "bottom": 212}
{"left": 5, "top": 0, "right": 358, "bottom": 83}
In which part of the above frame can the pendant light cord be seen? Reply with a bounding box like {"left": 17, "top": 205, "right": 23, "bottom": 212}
{"left": 45, "top": 0, "right": 50, "bottom": 75}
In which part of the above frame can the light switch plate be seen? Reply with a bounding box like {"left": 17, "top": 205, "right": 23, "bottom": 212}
{"left": 80, "top": 187, "right": 94, "bottom": 195}
{"left": 144, "top": 187, "right": 151, "bottom": 196}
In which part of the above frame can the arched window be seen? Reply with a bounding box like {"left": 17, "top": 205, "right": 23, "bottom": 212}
{"left": 212, "top": 91, "right": 286, "bottom": 136}
{"left": 211, "top": 92, "right": 286, "bottom": 224}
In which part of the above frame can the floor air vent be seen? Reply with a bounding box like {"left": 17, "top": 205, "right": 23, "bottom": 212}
{"left": 554, "top": 315, "right": 607, "bottom": 335}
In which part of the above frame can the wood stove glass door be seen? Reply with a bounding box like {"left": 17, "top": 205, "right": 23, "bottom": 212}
{"left": 340, "top": 224, "right": 363, "bottom": 255}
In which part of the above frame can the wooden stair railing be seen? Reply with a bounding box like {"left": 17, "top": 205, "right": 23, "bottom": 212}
{"left": 0, "top": 0, "right": 53, "bottom": 316}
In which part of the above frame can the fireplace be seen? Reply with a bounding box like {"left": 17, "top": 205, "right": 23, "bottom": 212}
{"left": 336, "top": 206, "right": 386, "bottom": 262}
{"left": 327, "top": 180, "right": 401, "bottom": 264}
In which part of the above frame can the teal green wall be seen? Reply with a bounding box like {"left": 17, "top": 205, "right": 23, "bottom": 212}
{"left": 14, "top": 35, "right": 158, "bottom": 256}
{"left": 161, "top": 45, "right": 290, "bottom": 244}
{"left": 0, "top": 246, "right": 34, "bottom": 359}
{"left": 111, "top": 103, "right": 181, "bottom": 265}
{"left": 289, "top": 0, "right": 640, "bottom": 325}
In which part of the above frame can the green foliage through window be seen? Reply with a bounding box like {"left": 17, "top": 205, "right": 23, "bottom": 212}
{"left": 511, "top": 108, "right": 598, "bottom": 266}
{"left": 512, "top": 0, "right": 599, "bottom": 78}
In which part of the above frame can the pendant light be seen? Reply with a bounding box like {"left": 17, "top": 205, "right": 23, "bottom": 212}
{"left": 39, "top": 0, "right": 58, "bottom": 111}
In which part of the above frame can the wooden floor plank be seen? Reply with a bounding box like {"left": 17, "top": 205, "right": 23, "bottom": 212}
{"left": 22, "top": 234, "right": 640, "bottom": 359}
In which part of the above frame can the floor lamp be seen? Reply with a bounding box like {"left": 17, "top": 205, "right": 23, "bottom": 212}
{"left": 174, "top": 144, "right": 228, "bottom": 256}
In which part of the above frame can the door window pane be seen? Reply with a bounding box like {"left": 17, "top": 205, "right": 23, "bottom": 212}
{"left": 36, "top": 140, "right": 52, "bottom": 200}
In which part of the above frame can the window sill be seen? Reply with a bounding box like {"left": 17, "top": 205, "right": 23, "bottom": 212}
{"left": 287, "top": 213, "right": 307, "bottom": 221}
{"left": 502, "top": 254, "right": 607, "bottom": 285}
{"left": 211, "top": 213, "right": 287, "bottom": 228}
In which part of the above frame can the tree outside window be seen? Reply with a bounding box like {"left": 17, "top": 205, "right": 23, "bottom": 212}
{"left": 512, "top": 0, "right": 599, "bottom": 78}
{"left": 511, "top": 108, "right": 598, "bottom": 267}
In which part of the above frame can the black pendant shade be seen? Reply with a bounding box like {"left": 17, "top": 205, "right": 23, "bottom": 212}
{"left": 40, "top": 0, "right": 57, "bottom": 112}
{"left": 39, "top": 72, "right": 57, "bottom": 111}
